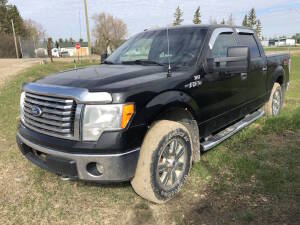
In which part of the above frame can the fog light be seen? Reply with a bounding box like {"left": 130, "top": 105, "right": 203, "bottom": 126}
{"left": 96, "top": 163, "right": 104, "bottom": 174}
{"left": 86, "top": 162, "right": 104, "bottom": 176}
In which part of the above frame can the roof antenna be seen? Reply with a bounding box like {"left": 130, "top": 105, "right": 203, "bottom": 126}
{"left": 166, "top": 0, "right": 172, "bottom": 77}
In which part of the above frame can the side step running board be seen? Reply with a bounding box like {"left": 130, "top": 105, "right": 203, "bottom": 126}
{"left": 201, "top": 110, "right": 264, "bottom": 152}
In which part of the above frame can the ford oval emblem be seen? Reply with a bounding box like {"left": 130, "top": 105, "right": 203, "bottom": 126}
{"left": 31, "top": 106, "right": 43, "bottom": 117}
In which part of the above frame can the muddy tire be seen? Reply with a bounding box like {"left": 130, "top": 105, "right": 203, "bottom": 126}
{"left": 131, "top": 120, "right": 192, "bottom": 204}
{"left": 263, "top": 83, "right": 283, "bottom": 116}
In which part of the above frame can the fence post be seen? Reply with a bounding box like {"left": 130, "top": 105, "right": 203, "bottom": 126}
{"left": 18, "top": 36, "right": 23, "bottom": 58}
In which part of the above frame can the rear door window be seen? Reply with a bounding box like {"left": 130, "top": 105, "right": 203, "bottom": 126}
{"left": 238, "top": 34, "right": 261, "bottom": 58}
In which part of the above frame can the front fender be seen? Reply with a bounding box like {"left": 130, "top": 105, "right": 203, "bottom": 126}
{"left": 134, "top": 91, "right": 200, "bottom": 126}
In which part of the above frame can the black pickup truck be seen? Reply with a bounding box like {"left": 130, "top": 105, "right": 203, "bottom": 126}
{"left": 17, "top": 25, "right": 290, "bottom": 203}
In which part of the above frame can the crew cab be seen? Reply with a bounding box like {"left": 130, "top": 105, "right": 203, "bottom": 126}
{"left": 17, "top": 25, "right": 290, "bottom": 203}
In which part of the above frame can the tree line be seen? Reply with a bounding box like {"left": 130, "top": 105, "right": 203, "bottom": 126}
{"left": 0, "top": 0, "right": 45, "bottom": 57}
{"left": 173, "top": 6, "right": 262, "bottom": 38}
{"left": 242, "top": 8, "right": 262, "bottom": 38}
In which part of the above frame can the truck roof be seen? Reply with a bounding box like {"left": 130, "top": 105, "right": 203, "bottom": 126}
{"left": 145, "top": 24, "right": 255, "bottom": 32}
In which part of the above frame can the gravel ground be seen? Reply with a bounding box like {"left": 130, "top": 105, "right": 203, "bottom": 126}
{"left": 0, "top": 58, "right": 40, "bottom": 88}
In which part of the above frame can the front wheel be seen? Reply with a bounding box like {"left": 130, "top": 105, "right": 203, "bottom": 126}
{"left": 131, "top": 120, "right": 192, "bottom": 204}
{"left": 263, "top": 82, "right": 283, "bottom": 116}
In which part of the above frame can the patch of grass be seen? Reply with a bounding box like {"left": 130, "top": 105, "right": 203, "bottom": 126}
{"left": 185, "top": 55, "right": 300, "bottom": 224}
{"left": 235, "top": 209, "right": 255, "bottom": 222}
{"left": 264, "top": 46, "right": 300, "bottom": 52}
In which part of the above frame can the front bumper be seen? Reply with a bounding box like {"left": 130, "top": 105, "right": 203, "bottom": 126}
{"left": 17, "top": 133, "right": 140, "bottom": 182}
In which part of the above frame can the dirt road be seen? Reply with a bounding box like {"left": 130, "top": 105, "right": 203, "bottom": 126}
{"left": 0, "top": 58, "right": 40, "bottom": 88}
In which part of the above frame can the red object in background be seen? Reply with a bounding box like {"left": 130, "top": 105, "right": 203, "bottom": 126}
{"left": 75, "top": 43, "right": 81, "bottom": 49}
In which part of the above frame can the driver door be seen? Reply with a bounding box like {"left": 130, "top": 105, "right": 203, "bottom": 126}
{"left": 193, "top": 30, "right": 247, "bottom": 134}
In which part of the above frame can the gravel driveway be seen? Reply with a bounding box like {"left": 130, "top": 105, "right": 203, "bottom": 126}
{"left": 0, "top": 58, "right": 40, "bottom": 88}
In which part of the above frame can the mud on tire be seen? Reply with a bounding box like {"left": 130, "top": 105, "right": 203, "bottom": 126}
{"left": 263, "top": 82, "right": 283, "bottom": 116}
{"left": 131, "top": 120, "right": 192, "bottom": 204}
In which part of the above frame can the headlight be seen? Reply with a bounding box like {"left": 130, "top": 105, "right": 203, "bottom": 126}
{"left": 82, "top": 103, "right": 134, "bottom": 141}
{"left": 20, "top": 92, "right": 25, "bottom": 123}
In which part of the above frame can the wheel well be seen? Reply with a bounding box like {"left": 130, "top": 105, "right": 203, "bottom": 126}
{"left": 276, "top": 76, "right": 284, "bottom": 86}
{"left": 155, "top": 107, "right": 201, "bottom": 162}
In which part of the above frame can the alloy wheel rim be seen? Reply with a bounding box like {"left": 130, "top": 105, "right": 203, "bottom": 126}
{"left": 156, "top": 138, "right": 187, "bottom": 191}
{"left": 272, "top": 89, "right": 281, "bottom": 116}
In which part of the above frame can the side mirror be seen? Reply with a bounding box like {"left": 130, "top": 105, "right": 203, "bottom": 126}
{"left": 101, "top": 53, "right": 109, "bottom": 64}
{"left": 207, "top": 46, "right": 250, "bottom": 73}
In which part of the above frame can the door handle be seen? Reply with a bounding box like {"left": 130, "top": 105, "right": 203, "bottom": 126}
{"left": 241, "top": 73, "right": 247, "bottom": 80}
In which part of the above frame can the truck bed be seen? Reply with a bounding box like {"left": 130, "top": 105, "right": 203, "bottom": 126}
{"left": 266, "top": 52, "right": 290, "bottom": 66}
{"left": 265, "top": 52, "right": 290, "bottom": 57}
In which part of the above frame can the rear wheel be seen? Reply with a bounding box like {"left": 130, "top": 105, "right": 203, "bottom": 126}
{"left": 131, "top": 120, "right": 192, "bottom": 204}
{"left": 263, "top": 82, "right": 283, "bottom": 116}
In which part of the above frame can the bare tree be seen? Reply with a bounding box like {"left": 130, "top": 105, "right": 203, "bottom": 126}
{"left": 92, "top": 12, "right": 127, "bottom": 54}
{"left": 24, "top": 19, "right": 46, "bottom": 41}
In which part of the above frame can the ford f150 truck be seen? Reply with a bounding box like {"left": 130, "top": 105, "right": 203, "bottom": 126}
{"left": 17, "top": 25, "right": 290, "bottom": 203}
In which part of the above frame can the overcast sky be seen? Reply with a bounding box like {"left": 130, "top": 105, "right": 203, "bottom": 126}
{"left": 9, "top": 0, "right": 300, "bottom": 41}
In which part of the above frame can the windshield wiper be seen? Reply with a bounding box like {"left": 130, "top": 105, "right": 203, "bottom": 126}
{"left": 121, "top": 60, "right": 165, "bottom": 66}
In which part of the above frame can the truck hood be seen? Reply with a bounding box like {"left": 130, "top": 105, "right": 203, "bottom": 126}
{"left": 36, "top": 64, "right": 166, "bottom": 92}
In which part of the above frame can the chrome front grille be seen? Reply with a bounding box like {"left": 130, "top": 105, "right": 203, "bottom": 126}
{"left": 23, "top": 92, "right": 77, "bottom": 139}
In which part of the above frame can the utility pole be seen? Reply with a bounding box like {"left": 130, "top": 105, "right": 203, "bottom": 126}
{"left": 84, "top": 0, "right": 91, "bottom": 57}
{"left": 11, "top": 19, "right": 19, "bottom": 59}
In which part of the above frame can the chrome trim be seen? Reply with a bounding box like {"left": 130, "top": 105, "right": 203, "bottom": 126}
{"left": 22, "top": 122, "right": 74, "bottom": 139}
{"left": 25, "top": 97, "right": 73, "bottom": 110}
{"left": 17, "top": 133, "right": 140, "bottom": 181}
{"left": 235, "top": 28, "right": 254, "bottom": 34}
{"left": 24, "top": 112, "right": 71, "bottom": 127}
{"left": 23, "top": 91, "right": 78, "bottom": 140}
{"left": 24, "top": 102, "right": 72, "bottom": 116}
{"left": 26, "top": 92, "right": 73, "bottom": 104}
{"left": 201, "top": 110, "right": 264, "bottom": 151}
{"left": 74, "top": 104, "right": 84, "bottom": 140}
{"left": 24, "top": 118, "right": 72, "bottom": 133}
{"left": 24, "top": 108, "right": 72, "bottom": 121}
{"left": 23, "top": 83, "right": 112, "bottom": 104}
{"left": 209, "top": 28, "right": 234, "bottom": 49}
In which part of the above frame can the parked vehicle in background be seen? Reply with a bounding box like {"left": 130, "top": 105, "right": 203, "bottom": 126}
{"left": 51, "top": 48, "right": 60, "bottom": 58}
{"left": 59, "top": 51, "right": 70, "bottom": 58}
{"left": 17, "top": 25, "right": 290, "bottom": 203}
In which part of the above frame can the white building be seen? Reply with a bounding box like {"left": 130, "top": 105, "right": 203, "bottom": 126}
{"left": 278, "top": 38, "right": 296, "bottom": 46}
{"left": 261, "top": 40, "right": 269, "bottom": 47}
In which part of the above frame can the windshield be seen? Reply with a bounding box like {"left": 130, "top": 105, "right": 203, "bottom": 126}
{"left": 106, "top": 27, "right": 207, "bottom": 67}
